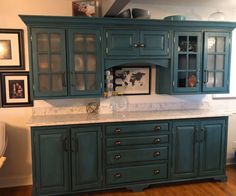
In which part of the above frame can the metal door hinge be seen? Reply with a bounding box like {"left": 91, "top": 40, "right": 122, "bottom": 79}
{"left": 99, "top": 36, "right": 102, "bottom": 42}
{"left": 32, "top": 85, "right": 35, "bottom": 91}
{"left": 167, "top": 48, "right": 169, "bottom": 53}
{"left": 106, "top": 48, "right": 109, "bottom": 54}
{"left": 168, "top": 33, "right": 170, "bottom": 39}
{"left": 105, "top": 32, "right": 108, "bottom": 38}
{"left": 100, "top": 82, "right": 103, "bottom": 89}
{"left": 30, "top": 35, "right": 32, "bottom": 42}
{"left": 172, "top": 80, "right": 175, "bottom": 87}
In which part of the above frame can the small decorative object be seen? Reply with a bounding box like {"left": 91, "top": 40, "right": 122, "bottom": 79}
{"left": 118, "top": 9, "right": 131, "bottom": 18}
{"left": 208, "top": 10, "right": 225, "bottom": 21}
{"left": 86, "top": 102, "right": 99, "bottom": 113}
{"left": 0, "top": 29, "right": 24, "bottom": 70}
{"left": 188, "top": 74, "right": 197, "bottom": 87}
{"left": 113, "top": 66, "right": 151, "bottom": 95}
{"left": 132, "top": 8, "right": 151, "bottom": 19}
{"left": 104, "top": 69, "right": 114, "bottom": 97}
{"left": 1, "top": 72, "right": 32, "bottom": 107}
{"left": 163, "top": 15, "right": 186, "bottom": 21}
{"left": 72, "top": 0, "right": 99, "bottom": 17}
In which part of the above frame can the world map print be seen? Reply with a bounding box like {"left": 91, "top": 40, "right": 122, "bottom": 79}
{"left": 114, "top": 67, "right": 150, "bottom": 95}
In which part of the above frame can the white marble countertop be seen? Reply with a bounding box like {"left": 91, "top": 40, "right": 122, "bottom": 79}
{"left": 28, "top": 109, "right": 232, "bottom": 127}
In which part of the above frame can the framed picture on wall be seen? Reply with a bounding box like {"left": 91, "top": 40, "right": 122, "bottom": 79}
{"left": 0, "top": 29, "right": 25, "bottom": 70}
{"left": 1, "top": 72, "right": 32, "bottom": 107}
{"left": 113, "top": 66, "right": 151, "bottom": 95}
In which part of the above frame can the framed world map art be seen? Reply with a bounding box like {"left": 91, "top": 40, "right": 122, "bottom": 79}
{"left": 113, "top": 66, "right": 151, "bottom": 95}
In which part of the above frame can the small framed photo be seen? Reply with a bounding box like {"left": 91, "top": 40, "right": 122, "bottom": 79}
{"left": 0, "top": 29, "right": 25, "bottom": 70}
{"left": 72, "top": 0, "right": 99, "bottom": 17}
{"left": 1, "top": 72, "right": 32, "bottom": 107}
{"left": 113, "top": 66, "right": 151, "bottom": 95}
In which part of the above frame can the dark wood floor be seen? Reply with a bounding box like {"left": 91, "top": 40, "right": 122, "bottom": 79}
{"left": 1, "top": 165, "right": 236, "bottom": 196}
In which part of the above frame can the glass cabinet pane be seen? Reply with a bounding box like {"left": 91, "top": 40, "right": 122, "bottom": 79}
{"left": 38, "top": 55, "right": 49, "bottom": 72}
{"left": 216, "top": 55, "right": 224, "bottom": 70}
{"left": 178, "top": 72, "right": 187, "bottom": 87}
{"left": 39, "top": 74, "right": 50, "bottom": 92}
{"left": 215, "top": 72, "right": 224, "bottom": 87}
{"left": 87, "top": 74, "right": 96, "bottom": 90}
{"left": 188, "top": 72, "right": 197, "bottom": 87}
{"left": 74, "top": 34, "right": 84, "bottom": 52}
{"left": 52, "top": 74, "right": 63, "bottom": 91}
{"left": 208, "top": 37, "right": 216, "bottom": 52}
{"left": 189, "top": 36, "right": 197, "bottom": 52}
{"left": 207, "top": 71, "right": 214, "bottom": 87}
{"left": 87, "top": 55, "right": 96, "bottom": 71}
{"left": 207, "top": 55, "right": 215, "bottom": 70}
{"left": 178, "top": 36, "right": 187, "bottom": 52}
{"left": 178, "top": 54, "right": 187, "bottom": 70}
{"left": 189, "top": 54, "right": 197, "bottom": 70}
{"left": 74, "top": 55, "right": 85, "bottom": 71}
{"left": 51, "top": 54, "right": 62, "bottom": 72}
{"left": 50, "top": 34, "right": 61, "bottom": 52}
{"left": 37, "top": 34, "right": 49, "bottom": 52}
{"left": 86, "top": 35, "right": 96, "bottom": 52}
{"left": 75, "top": 74, "right": 85, "bottom": 90}
{"left": 216, "top": 37, "right": 225, "bottom": 52}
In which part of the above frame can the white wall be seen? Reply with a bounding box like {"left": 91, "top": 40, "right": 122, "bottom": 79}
{"left": 1, "top": 0, "right": 236, "bottom": 188}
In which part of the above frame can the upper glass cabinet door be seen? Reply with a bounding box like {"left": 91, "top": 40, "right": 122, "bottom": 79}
{"left": 174, "top": 32, "right": 202, "bottom": 93}
{"left": 32, "top": 29, "right": 67, "bottom": 98}
{"left": 69, "top": 29, "right": 101, "bottom": 96}
{"left": 203, "top": 32, "right": 230, "bottom": 93}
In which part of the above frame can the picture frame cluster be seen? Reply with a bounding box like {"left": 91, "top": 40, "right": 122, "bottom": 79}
{"left": 0, "top": 29, "right": 32, "bottom": 107}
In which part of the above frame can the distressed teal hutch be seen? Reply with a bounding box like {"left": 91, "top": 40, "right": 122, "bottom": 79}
{"left": 20, "top": 15, "right": 234, "bottom": 195}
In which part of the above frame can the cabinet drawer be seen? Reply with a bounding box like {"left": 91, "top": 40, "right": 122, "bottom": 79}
{"left": 106, "top": 163, "right": 167, "bottom": 184}
{"left": 106, "top": 122, "right": 169, "bottom": 136}
{"left": 107, "top": 147, "right": 168, "bottom": 164}
{"left": 106, "top": 135, "right": 169, "bottom": 147}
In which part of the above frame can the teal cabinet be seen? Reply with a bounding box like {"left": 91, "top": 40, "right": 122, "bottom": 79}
{"left": 68, "top": 29, "right": 102, "bottom": 96}
{"left": 202, "top": 32, "right": 230, "bottom": 93}
{"left": 32, "top": 127, "right": 70, "bottom": 195}
{"left": 172, "top": 121, "right": 198, "bottom": 179}
{"left": 173, "top": 31, "right": 202, "bottom": 93}
{"left": 105, "top": 29, "right": 169, "bottom": 57}
{"left": 32, "top": 125, "right": 102, "bottom": 195}
{"left": 199, "top": 119, "right": 227, "bottom": 176}
{"left": 30, "top": 27, "right": 102, "bottom": 99}
{"left": 71, "top": 126, "right": 102, "bottom": 190}
{"left": 31, "top": 28, "right": 67, "bottom": 98}
{"left": 171, "top": 118, "right": 227, "bottom": 180}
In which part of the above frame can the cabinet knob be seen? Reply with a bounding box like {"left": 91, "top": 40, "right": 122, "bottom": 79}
{"left": 139, "top": 43, "right": 145, "bottom": 48}
{"left": 115, "top": 128, "right": 121, "bottom": 134}
{"left": 154, "top": 169, "right": 160, "bottom": 175}
{"left": 115, "top": 141, "right": 121, "bottom": 145}
{"left": 114, "top": 173, "right": 122, "bottom": 178}
{"left": 154, "top": 138, "right": 161, "bottom": 144}
{"left": 155, "top": 126, "right": 161, "bottom": 131}
{"left": 114, "top": 154, "right": 122, "bottom": 160}
{"left": 154, "top": 151, "right": 160, "bottom": 157}
{"left": 132, "top": 43, "right": 139, "bottom": 48}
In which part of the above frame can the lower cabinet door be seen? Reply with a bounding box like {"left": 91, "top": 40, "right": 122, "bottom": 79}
{"left": 199, "top": 119, "right": 227, "bottom": 176}
{"left": 71, "top": 126, "right": 102, "bottom": 190}
{"left": 172, "top": 121, "right": 199, "bottom": 179}
{"left": 33, "top": 127, "right": 70, "bottom": 195}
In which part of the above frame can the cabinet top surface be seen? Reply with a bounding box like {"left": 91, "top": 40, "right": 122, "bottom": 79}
{"left": 19, "top": 15, "right": 236, "bottom": 29}
{"left": 28, "top": 109, "right": 231, "bottom": 127}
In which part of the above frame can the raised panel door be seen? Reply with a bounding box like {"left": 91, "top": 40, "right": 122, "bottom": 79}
{"left": 71, "top": 126, "right": 102, "bottom": 190}
{"left": 33, "top": 127, "right": 70, "bottom": 195}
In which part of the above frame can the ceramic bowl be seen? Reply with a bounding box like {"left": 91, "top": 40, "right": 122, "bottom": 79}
{"left": 132, "top": 8, "right": 151, "bottom": 19}
{"left": 118, "top": 9, "right": 131, "bottom": 18}
{"left": 163, "top": 15, "right": 186, "bottom": 21}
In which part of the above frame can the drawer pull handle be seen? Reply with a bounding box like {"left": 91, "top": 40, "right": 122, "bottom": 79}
{"left": 114, "top": 154, "right": 122, "bottom": 160}
{"left": 154, "top": 169, "right": 160, "bottom": 175}
{"left": 115, "top": 141, "right": 121, "bottom": 145}
{"left": 154, "top": 151, "right": 160, "bottom": 157}
{"left": 114, "top": 173, "right": 122, "bottom": 178}
{"left": 155, "top": 126, "right": 161, "bottom": 131}
{"left": 154, "top": 138, "right": 161, "bottom": 144}
{"left": 115, "top": 128, "right": 121, "bottom": 134}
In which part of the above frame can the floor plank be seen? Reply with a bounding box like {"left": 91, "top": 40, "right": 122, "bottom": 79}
{"left": 1, "top": 165, "right": 236, "bottom": 196}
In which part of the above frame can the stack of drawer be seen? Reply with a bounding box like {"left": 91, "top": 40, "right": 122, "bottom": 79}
{"left": 105, "top": 121, "right": 171, "bottom": 185}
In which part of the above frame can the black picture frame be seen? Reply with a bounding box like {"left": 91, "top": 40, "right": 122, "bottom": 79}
{"left": 0, "top": 29, "right": 25, "bottom": 70}
{"left": 1, "top": 72, "right": 32, "bottom": 107}
{"left": 112, "top": 66, "right": 151, "bottom": 95}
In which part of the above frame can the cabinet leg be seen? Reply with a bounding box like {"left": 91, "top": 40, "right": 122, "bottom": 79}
{"left": 213, "top": 175, "right": 228, "bottom": 182}
{"left": 126, "top": 184, "right": 149, "bottom": 192}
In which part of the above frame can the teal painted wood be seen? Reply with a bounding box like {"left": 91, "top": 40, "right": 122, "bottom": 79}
{"left": 202, "top": 32, "right": 230, "bottom": 93}
{"left": 31, "top": 28, "right": 67, "bottom": 98}
{"left": 173, "top": 31, "right": 202, "bottom": 93}
{"left": 139, "top": 30, "right": 169, "bottom": 56}
{"left": 68, "top": 28, "right": 102, "bottom": 96}
{"left": 172, "top": 120, "right": 199, "bottom": 179}
{"left": 106, "top": 163, "right": 168, "bottom": 185}
{"left": 105, "top": 29, "right": 139, "bottom": 56}
{"left": 199, "top": 118, "right": 227, "bottom": 176}
{"left": 33, "top": 127, "right": 70, "bottom": 195}
{"left": 71, "top": 126, "right": 102, "bottom": 191}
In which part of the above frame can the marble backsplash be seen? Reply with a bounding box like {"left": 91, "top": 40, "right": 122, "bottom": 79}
{"left": 32, "top": 97, "right": 210, "bottom": 116}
